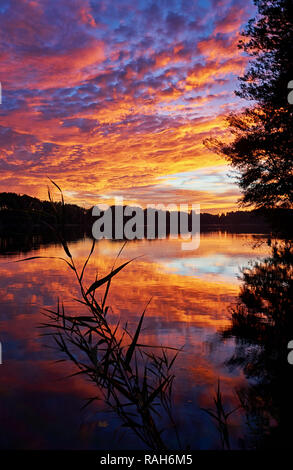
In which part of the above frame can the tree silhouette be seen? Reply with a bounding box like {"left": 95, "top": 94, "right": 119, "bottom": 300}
{"left": 205, "top": 0, "right": 293, "bottom": 210}
{"left": 221, "top": 242, "right": 293, "bottom": 448}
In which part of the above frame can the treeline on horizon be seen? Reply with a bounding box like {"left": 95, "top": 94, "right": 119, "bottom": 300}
{"left": 0, "top": 191, "right": 285, "bottom": 237}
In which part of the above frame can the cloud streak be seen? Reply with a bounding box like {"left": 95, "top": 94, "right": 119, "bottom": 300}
{"left": 0, "top": 0, "right": 255, "bottom": 211}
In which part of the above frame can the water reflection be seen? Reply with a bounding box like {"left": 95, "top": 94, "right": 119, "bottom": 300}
{"left": 0, "top": 232, "right": 271, "bottom": 449}
{"left": 0, "top": 229, "right": 86, "bottom": 256}
{"left": 220, "top": 242, "right": 293, "bottom": 449}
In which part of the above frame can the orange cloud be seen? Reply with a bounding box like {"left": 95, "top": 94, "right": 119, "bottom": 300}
{"left": 0, "top": 0, "right": 255, "bottom": 213}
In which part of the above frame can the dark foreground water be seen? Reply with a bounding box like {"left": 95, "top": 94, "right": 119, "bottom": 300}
{"left": 1, "top": 232, "right": 290, "bottom": 450}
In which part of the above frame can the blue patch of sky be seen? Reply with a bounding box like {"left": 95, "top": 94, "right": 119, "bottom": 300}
{"left": 158, "top": 167, "right": 239, "bottom": 194}
{"left": 0, "top": 1, "right": 9, "bottom": 15}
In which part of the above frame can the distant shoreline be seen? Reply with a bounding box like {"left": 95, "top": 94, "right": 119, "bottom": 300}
{"left": 1, "top": 191, "right": 291, "bottom": 242}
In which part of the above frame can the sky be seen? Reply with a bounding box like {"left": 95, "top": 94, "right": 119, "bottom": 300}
{"left": 0, "top": 0, "right": 256, "bottom": 213}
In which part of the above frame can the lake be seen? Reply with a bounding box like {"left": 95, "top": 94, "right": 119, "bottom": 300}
{"left": 0, "top": 232, "right": 272, "bottom": 449}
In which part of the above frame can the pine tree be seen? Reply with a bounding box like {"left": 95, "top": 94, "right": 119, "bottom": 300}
{"left": 206, "top": 0, "right": 293, "bottom": 209}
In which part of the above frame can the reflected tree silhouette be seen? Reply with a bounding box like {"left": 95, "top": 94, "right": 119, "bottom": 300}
{"left": 221, "top": 241, "right": 293, "bottom": 448}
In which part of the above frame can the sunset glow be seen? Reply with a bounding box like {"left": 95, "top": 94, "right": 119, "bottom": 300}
{"left": 0, "top": 0, "right": 256, "bottom": 211}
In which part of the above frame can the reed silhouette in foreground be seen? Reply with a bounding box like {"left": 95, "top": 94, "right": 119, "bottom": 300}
{"left": 18, "top": 181, "right": 181, "bottom": 451}
{"left": 201, "top": 379, "right": 240, "bottom": 450}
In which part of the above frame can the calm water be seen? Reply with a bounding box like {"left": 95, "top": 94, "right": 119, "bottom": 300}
{"left": 0, "top": 232, "right": 271, "bottom": 449}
